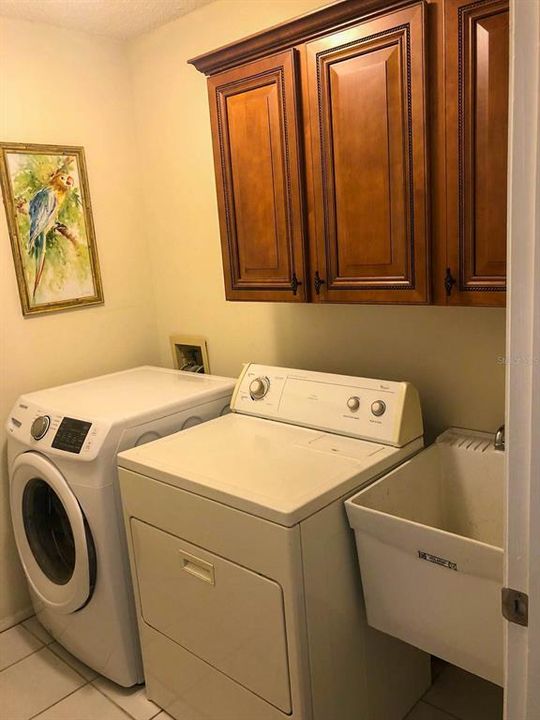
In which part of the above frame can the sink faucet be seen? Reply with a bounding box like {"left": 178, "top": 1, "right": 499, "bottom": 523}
{"left": 494, "top": 425, "right": 505, "bottom": 451}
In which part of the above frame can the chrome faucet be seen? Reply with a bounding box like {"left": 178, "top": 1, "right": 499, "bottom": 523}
{"left": 494, "top": 425, "right": 505, "bottom": 451}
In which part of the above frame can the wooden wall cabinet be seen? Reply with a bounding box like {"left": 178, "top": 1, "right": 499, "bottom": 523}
{"left": 190, "top": 0, "right": 509, "bottom": 307}
{"left": 442, "top": 0, "right": 509, "bottom": 306}
{"left": 208, "top": 51, "right": 307, "bottom": 302}
{"left": 305, "top": 4, "right": 429, "bottom": 304}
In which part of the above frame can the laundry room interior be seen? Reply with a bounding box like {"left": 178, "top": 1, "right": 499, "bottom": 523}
{"left": 0, "top": 1, "right": 538, "bottom": 720}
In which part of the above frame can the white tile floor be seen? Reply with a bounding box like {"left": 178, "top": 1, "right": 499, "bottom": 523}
{"left": 0, "top": 619, "right": 171, "bottom": 720}
{"left": 0, "top": 618, "right": 503, "bottom": 720}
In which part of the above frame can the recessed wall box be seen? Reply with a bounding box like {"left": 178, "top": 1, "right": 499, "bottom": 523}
{"left": 170, "top": 335, "right": 210, "bottom": 373}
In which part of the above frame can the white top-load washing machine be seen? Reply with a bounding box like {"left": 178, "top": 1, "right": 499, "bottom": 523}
{"left": 118, "top": 364, "right": 431, "bottom": 720}
{"left": 7, "top": 366, "right": 235, "bottom": 686}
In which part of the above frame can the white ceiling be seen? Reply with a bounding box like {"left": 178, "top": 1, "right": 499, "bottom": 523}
{"left": 0, "top": 0, "right": 215, "bottom": 39}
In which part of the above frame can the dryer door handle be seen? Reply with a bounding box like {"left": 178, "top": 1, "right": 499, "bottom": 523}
{"left": 179, "top": 549, "right": 215, "bottom": 585}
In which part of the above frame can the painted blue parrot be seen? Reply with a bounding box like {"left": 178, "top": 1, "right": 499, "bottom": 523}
{"left": 27, "top": 171, "right": 73, "bottom": 298}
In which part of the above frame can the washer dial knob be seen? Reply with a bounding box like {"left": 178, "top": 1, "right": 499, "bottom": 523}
{"left": 347, "top": 396, "right": 360, "bottom": 412}
{"left": 249, "top": 376, "right": 270, "bottom": 400}
{"left": 31, "top": 415, "right": 50, "bottom": 440}
{"left": 371, "top": 400, "right": 386, "bottom": 417}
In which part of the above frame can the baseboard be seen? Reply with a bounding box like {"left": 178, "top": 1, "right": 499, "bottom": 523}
{"left": 0, "top": 606, "right": 34, "bottom": 633}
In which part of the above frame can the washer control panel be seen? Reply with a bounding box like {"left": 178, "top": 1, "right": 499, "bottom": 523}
{"left": 232, "top": 364, "right": 423, "bottom": 447}
{"left": 7, "top": 400, "right": 107, "bottom": 461}
{"left": 51, "top": 417, "right": 93, "bottom": 454}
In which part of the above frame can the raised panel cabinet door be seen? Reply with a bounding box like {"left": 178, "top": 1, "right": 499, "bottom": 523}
{"left": 305, "top": 2, "right": 430, "bottom": 304}
{"left": 444, "top": 0, "right": 509, "bottom": 306}
{"left": 208, "top": 51, "right": 307, "bottom": 302}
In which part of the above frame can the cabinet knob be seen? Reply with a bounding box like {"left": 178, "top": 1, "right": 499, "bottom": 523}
{"left": 314, "top": 272, "right": 326, "bottom": 295}
{"left": 290, "top": 273, "right": 302, "bottom": 295}
{"left": 445, "top": 268, "right": 457, "bottom": 297}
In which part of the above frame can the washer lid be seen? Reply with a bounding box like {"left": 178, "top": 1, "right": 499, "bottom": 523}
{"left": 14, "top": 366, "right": 235, "bottom": 424}
{"left": 118, "top": 414, "right": 422, "bottom": 526}
{"left": 10, "top": 452, "right": 94, "bottom": 613}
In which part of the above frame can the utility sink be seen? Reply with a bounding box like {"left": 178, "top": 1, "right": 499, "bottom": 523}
{"left": 345, "top": 428, "right": 504, "bottom": 686}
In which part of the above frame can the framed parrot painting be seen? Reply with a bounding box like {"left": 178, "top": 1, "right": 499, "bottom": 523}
{"left": 0, "top": 142, "right": 103, "bottom": 316}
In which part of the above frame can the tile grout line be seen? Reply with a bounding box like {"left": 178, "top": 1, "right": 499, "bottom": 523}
{"left": 91, "top": 680, "right": 159, "bottom": 719}
{"left": 0, "top": 619, "right": 52, "bottom": 673}
{"left": 0, "top": 641, "right": 93, "bottom": 684}
{"left": 26, "top": 678, "right": 93, "bottom": 720}
{"left": 46, "top": 642, "right": 98, "bottom": 682}
{"left": 416, "top": 663, "right": 465, "bottom": 720}
{"left": 0, "top": 644, "right": 43, "bottom": 674}
{"left": 21, "top": 624, "right": 54, "bottom": 646}
{"left": 0, "top": 622, "right": 113, "bottom": 720}
{"left": 10, "top": 620, "right": 104, "bottom": 681}
{"left": 422, "top": 698, "right": 464, "bottom": 720}
{"left": 3, "top": 620, "right": 157, "bottom": 720}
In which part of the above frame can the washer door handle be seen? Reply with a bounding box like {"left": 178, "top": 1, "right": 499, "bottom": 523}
{"left": 179, "top": 549, "right": 215, "bottom": 585}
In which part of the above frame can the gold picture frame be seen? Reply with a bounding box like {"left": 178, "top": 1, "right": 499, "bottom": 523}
{"left": 0, "top": 142, "right": 104, "bottom": 316}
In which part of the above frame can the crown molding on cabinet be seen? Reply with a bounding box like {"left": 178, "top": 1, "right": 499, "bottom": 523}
{"left": 188, "top": 0, "right": 418, "bottom": 75}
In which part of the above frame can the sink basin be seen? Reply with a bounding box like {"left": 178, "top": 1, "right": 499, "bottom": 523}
{"left": 345, "top": 428, "right": 504, "bottom": 686}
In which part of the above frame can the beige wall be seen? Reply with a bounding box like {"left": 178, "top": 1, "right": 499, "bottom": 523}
{"left": 0, "top": 0, "right": 507, "bottom": 628}
{"left": 0, "top": 17, "right": 160, "bottom": 627}
{"left": 129, "top": 0, "right": 506, "bottom": 438}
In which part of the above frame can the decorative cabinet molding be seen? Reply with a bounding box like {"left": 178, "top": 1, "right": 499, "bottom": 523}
{"left": 188, "top": 0, "right": 424, "bottom": 75}
{"left": 444, "top": 0, "right": 509, "bottom": 305}
{"left": 191, "top": 0, "right": 509, "bottom": 307}
{"left": 305, "top": 3, "right": 429, "bottom": 303}
{"left": 207, "top": 51, "right": 307, "bottom": 301}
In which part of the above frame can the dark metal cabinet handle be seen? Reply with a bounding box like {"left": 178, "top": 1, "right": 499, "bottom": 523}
{"left": 445, "top": 268, "right": 457, "bottom": 297}
{"left": 291, "top": 273, "right": 302, "bottom": 295}
{"left": 314, "top": 271, "right": 326, "bottom": 295}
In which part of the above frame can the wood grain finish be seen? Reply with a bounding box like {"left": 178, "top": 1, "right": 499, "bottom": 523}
{"left": 445, "top": 0, "right": 509, "bottom": 305}
{"left": 208, "top": 51, "right": 307, "bottom": 301}
{"left": 189, "top": 0, "right": 421, "bottom": 76}
{"left": 306, "top": 2, "right": 430, "bottom": 303}
{"left": 195, "top": 0, "right": 509, "bottom": 307}
{"left": 427, "top": 0, "right": 449, "bottom": 306}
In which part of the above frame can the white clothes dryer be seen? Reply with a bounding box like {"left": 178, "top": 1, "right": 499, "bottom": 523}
{"left": 118, "top": 364, "right": 432, "bottom": 720}
{"left": 7, "top": 366, "right": 235, "bottom": 686}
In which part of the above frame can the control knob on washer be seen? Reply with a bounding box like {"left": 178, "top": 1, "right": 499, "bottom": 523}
{"left": 31, "top": 415, "right": 50, "bottom": 440}
{"left": 347, "top": 396, "right": 360, "bottom": 412}
{"left": 371, "top": 400, "right": 386, "bottom": 417}
{"left": 249, "top": 376, "right": 270, "bottom": 400}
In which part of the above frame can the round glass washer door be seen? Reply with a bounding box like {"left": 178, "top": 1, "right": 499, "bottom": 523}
{"left": 10, "top": 452, "right": 95, "bottom": 614}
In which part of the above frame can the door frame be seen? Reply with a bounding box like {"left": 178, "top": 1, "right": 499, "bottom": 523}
{"left": 504, "top": 0, "right": 540, "bottom": 716}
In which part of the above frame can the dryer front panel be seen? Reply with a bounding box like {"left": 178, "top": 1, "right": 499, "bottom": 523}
{"left": 131, "top": 519, "right": 292, "bottom": 714}
{"left": 10, "top": 452, "right": 96, "bottom": 614}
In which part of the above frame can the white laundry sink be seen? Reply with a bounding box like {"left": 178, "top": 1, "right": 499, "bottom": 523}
{"left": 345, "top": 428, "right": 504, "bottom": 686}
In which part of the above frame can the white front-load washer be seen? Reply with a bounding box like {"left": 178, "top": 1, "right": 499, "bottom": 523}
{"left": 118, "top": 364, "right": 432, "bottom": 720}
{"left": 7, "top": 366, "right": 235, "bottom": 686}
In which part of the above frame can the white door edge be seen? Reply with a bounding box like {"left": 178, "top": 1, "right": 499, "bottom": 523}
{"left": 505, "top": 1, "right": 540, "bottom": 717}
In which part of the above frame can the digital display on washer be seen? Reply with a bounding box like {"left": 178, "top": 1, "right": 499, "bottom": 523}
{"left": 51, "top": 417, "right": 92, "bottom": 454}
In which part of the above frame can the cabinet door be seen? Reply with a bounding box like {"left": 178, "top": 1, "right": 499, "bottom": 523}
{"left": 208, "top": 51, "right": 307, "bottom": 302}
{"left": 305, "top": 2, "right": 429, "bottom": 304}
{"left": 444, "top": 0, "right": 509, "bottom": 306}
